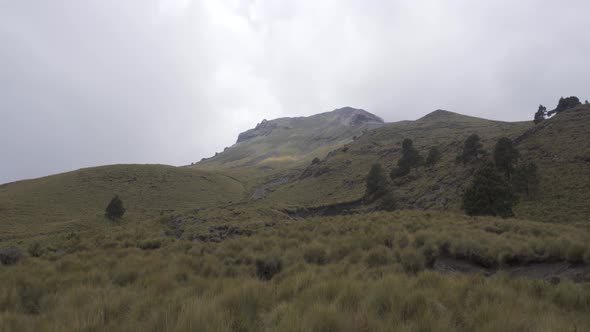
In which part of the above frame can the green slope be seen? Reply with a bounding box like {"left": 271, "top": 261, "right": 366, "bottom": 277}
{"left": 0, "top": 164, "right": 244, "bottom": 238}
{"left": 262, "top": 110, "right": 531, "bottom": 207}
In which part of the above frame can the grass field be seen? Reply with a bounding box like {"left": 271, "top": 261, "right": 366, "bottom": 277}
{"left": 1, "top": 210, "right": 589, "bottom": 331}
{"left": 0, "top": 164, "right": 244, "bottom": 239}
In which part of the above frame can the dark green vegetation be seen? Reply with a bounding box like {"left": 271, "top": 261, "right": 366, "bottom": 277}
{"left": 105, "top": 195, "right": 126, "bottom": 220}
{"left": 1, "top": 102, "right": 590, "bottom": 331}
{"left": 462, "top": 163, "right": 518, "bottom": 218}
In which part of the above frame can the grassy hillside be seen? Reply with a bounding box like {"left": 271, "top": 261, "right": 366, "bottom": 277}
{"left": 514, "top": 105, "right": 590, "bottom": 224}
{"left": 250, "top": 106, "right": 590, "bottom": 224}
{"left": 0, "top": 164, "right": 244, "bottom": 239}
{"left": 1, "top": 210, "right": 589, "bottom": 331}
{"left": 262, "top": 110, "right": 531, "bottom": 207}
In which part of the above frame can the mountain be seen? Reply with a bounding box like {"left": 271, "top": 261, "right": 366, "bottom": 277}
{"left": 226, "top": 105, "right": 590, "bottom": 224}
{"left": 197, "top": 107, "right": 384, "bottom": 169}
{"left": 2, "top": 103, "right": 590, "bottom": 332}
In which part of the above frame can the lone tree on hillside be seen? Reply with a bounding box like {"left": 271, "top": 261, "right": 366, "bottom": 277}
{"left": 457, "top": 134, "right": 486, "bottom": 164}
{"left": 493, "top": 137, "right": 519, "bottom": 179}
{"left": 105, "top": 195, "right": 126, "bottom": 220}
{"left": 365, "top": 163, "right": 388, "bottom": 201}
{"left": 512, "top": 162, "right": 540, "bottom": 197}
{"left": 425, "top": 147, "right": 441, "bottom": 167}
{"left": 391, "top": 139, "right": 423, "bottom": 178}
{"left": 547, "top": 96, "right": 581, "bottom": 116}
{"left": 462, "top": 163, "right": 517, "bottom": 218}
{"left": 534, "top": 105, "right": 547, "bottom": 124}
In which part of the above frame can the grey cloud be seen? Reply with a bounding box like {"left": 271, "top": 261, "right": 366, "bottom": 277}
{"left": 1, "top": 0, "right": 588, "bottom": 183}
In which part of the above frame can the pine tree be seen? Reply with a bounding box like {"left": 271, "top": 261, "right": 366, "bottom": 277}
{"left": 547, "top": 96, "right": 581, "bottom": 116}
{"left": 105, "top": 195, "right": 126, "bottom": 220}
{"left": 493, "top": 137, "right": 519, "bottom": 179}
{"left": 390, "top": 139, "right": 423, "bottom": 178}
{"left": 512, "top": 162, "right": 540, "bottom": 197}
{"left": 365, "top": 164, "right": 388, "bottom": 201}
{"left": 534, "top": 105, "right": 546, "bottom": 124}
{"left": 457, "top": 134, "right": 486, "bottom": 164}
{"left": 462, "top": 163, "right": 518, "bottom": 218}
{"left": 425, "top": 147, "right": 441, "bottom": 167}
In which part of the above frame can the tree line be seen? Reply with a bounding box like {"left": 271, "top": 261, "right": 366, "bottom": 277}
{"left": 365, "top": 133, "right": 540, "bottom": 218}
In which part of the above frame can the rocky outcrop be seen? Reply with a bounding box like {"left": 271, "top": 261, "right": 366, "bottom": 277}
{"left": 237, "top": 119, "right": 278, "bottom": 143}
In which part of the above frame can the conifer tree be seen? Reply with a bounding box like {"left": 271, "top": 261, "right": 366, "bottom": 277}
{"left": 457, "top": 134, "right": 486, "bottom": 164}
{"left": 534, "top": 105, "right": 546, "bottom": 124}
{"left": 462, "top": 163, "right": 517, "bottom": 218}
{"left": 105, "top": 195, "right": 126, "bottom": 220}
{"left": 493, "top": 137, "right": 519, "bottom": 179}
{"left": 365, "top": 164, "right": 388, "bottom": 201}
{"left": 391, "top": 139, "right": 423, "bottom": 178}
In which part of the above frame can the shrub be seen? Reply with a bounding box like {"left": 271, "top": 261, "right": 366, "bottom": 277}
{"left": 255, "top": 258, "right": 283, "bottom": 281}
{"left": 378, "top": 191, "right": 396, "bottom": 211}
{"left": 304, "top": 245, "right": 328, "bottom": 265}
{"left": 137, "top": 239, "right": 162, "bottom": 250}
{"left": 0, "top": 246, "right": 22, "bottom": 266}
{"left": 105, "top": 195, "right": 126, "bottom": 220}
{"left": 27, "top": 242, "right": 43, "bottom": 258}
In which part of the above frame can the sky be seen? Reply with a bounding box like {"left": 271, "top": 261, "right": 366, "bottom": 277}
{"left": 1, "top": 0, "right": 589, "bottom": 184}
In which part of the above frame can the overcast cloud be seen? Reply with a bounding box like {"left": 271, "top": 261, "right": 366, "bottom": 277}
{"left": 1, "top": 0, "right": 589, "bottom": 184}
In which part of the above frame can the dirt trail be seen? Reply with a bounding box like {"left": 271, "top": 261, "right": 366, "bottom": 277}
{"left": 433, "top": 256, "right": 590, "bottom": 283}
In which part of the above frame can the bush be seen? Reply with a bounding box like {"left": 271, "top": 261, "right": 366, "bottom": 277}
{"left": 304, "top": 245, "right": 328, "bottom": 265}
{"left": 27, "top": 242, "right": 43, "bottom": 258}
{"left": 137, "top": 239, "right": 162, "bottom": 250}
{"left": 0, "top": 246, "right": 23, "bottom": 266}
{"left": 378, "top": 191, "right": 396, "bottom": 211}
{"left": 534, "top": 104, "right": 547, "bottom": 124}
{"left": 105, "top": 195, "right": 126, "bottom": 220}
{"left": 255, "top": 258, "right": 283, "bottom": 281}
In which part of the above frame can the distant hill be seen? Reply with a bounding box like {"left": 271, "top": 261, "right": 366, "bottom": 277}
{"left": 0, "top": 164, "right": 244, "bottom": 238}
{"left": 196, "top": 107, "right": 384, "bottom": 169}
